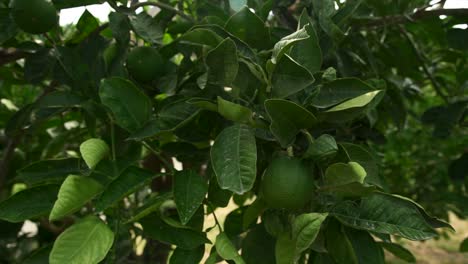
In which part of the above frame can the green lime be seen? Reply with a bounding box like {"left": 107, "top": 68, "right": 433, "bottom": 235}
{"left": 11, "top": 0, "right": 58, "bottom": 34}
{"left": 126, "top": 46, "right": 164, "bottom": 83}
{"left": 261, "top": 156, "right": 314, "bottom": 209}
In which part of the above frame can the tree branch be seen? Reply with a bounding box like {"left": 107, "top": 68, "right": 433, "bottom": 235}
{"left": 355, "top": 8, "right": 468, "bottom": 28}
{"left": 399, "top": 25, "right": 449, "bottom": 103}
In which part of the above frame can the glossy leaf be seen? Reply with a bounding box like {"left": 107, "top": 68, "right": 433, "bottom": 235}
{"left": 326, "top": 220, "right": 358, "bottom": 264}
{"left": 271, "top": 54, "right": 315, "bottom": 98}
{"left": 325, "top": 90, "right": 384, "bottom": 112}
{"left": 79, "top": 138, "right": 109, "bottom": 169}
{"left": 224, "top": 7, "right": 270, "bottom": 50}
{"left": 331, "top": 192, "right": 439, "bottom": 240}
{"left": 95, "top": 167, "right": 158, "bottom": 212}
{"left": 49, "top": 175, "right": 103, "bottom": 221}
{"left": 346, "top": 228, "right": 385, "bottom": 264}
{"left": 265, "top": 99, "right": 317, "bottom": 147}
{"left": 271, "top": 27, "right": 309, "bottom": 64}
{"left": 289, "top": 25, "right": 322, "bottom": 74}
{"left": 311, "top": 78, "right": 374, "bottom": 108}
{"left": 99, "top": 77, "right": 152, "bottom": 132}
{"left": 130, "top": 12, "right": 163, "bottom": 44}
{"left": 215, "top": 233, "right": 245, "bottom": 264}
{"left": 49, "top": 216, "right": 114, "bottom": 264}
{"left": 174, "top": 170, "right": 208, "bottom": 225}
{"left": 16, "top": 158, "right": 82, "bottom": 186}
{"left": 211, "top": 124, "right": 257, "bottom": 194}
{"left": 292, "top": 213, "right": 328, "bottom": 261}
{"left": 0, "top": 185, "right": 59, "bottom": 222}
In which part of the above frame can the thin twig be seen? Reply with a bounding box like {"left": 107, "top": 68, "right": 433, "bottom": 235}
{"left": 142, "top": 141, "right": 174, "bottom": 174}
{"left": 207, "top": 202, "right": 223, "bottom": 232}
{"left": 355, "top": 8, "right": 468, "bottom": 28}
{"left": 399, "top": 25, "right": 449, "bottom": 103}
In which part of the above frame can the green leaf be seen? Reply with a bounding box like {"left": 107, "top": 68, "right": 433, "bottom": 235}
{"left": 224, "top": 7, "right": 270, "bottom": 50}
{"left": 289, "top": 25, "right": 322, "bottom": 74}
{"left": 207, "top": 174, "right": 232, "bottom": 208}
{"left": 179, "top": 28, "right": 223, "bottom": 48}
{"left": 325, "top": 90, "right": 384, "bottom": 112}
{"left": 37, "top": 91, "right": 84, "bottom": 108}
{"left": 346, "top": 228, "right": 385, "bottom": 264}
{"left": 95, "top": 167, "right": 158, "bottom": 212}
{"left": 311, "top": 78, "right": 374, "bottom": 108}
{"left": 49, "top": 216, "right": 114, "bottom": 264}
{"left": 264, "top": 99, "right": 317, "bottom": 147}
{"left": 0, "top": 185, "right": 59, "bottom": 222}
{"left": 243, "top": 198, "right": 266, "bottom": 230}
{"left": 292, "top": 213, "right": 328, "bottom": 261}
{"left": 129, "top": 99, "right": 200, "bottom": 140}
{"left": 125, "top": 193, "right": 172, "bottom": 223}
{"left": 379, "top": 242, "right": 416, "bottom": 263}
{"left": 169, "top": 246, "right": 205, "bottom": 264}
{"left": 140, "top": 213, "right": 209, "bottom": 249}
{"left": 271, "top": 27, "right": 309, "bottom": 64}
{"left": 80, "top": 138, "right": 110, "bottom": 169}
{"left": 331, "top": 192, "right": 438, "bottom": 241}
{"left": 215, "top": 233, "right": 245, "bottom": 264}
{"left": 217, "top": 96, "right": 253, "bottom": 124}
{"left": 99, "top": 77, "right": 152, "bottom": 132}
{"left": 324, "top": 162, "right": 367, "bottom": 186}
{"left": 271, "top": 54, "right": 315, "bottom": 98}
{"left": 49, "top": 175, "right": 103, "bottom": 221}
{"left": 206, "top": 38, "right": 239, "bottom": 86}
{"left": 16, "top": 158, "right": 82, "bottom": 186}
{"left": 325, "top": 220, "right": 358, "bottom": 264}
{"left": 242, "top": 224, "right": 276, "bottom": 264}
{"left": 68, "top": 10, "right": 99, "bottom": 43}
{"left": 174, "top": 170, "right": 208, "bottom": 225}
{"left": 130, "top": 12, "right": 163, "bottom": 44}
{"left": 275, "top": 232, "right": 295, "bottom": 264}
{"left": 304, "top": 134, "right": 338, "bottom": 161}
{"left": 22, "top": 245, "right": 53, "bottom": 264}
{"left": 340, "top": 143, "right": 382, "bottom": 188}
{"left": 211, "top": 124, "right": 257, "bottom": 194}
{"left": 318, "top": 182, "right": 377, "bottom": 197}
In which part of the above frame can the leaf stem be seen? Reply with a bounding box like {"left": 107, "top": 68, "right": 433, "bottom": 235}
{"left": 207, "top": 202, "right": 223, "bottom": 233}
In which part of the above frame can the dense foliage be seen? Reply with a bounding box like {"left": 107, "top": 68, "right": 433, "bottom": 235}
{"left": 0, "top": 0, "right": 466, "bottom": 263}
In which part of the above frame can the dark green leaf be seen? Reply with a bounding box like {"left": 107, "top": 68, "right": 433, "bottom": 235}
{"left": 224, "top": 7, "right": 270, "bottom": 50}
{"left": 275, "top": 232, "right": 295, "bottom": 264}
{"left": 99, "top": 77, "right": 152, "bottom": 132}
{"left": 211, "top": 124, "right": 257, "bottom": 194}
{"left": 242, "top": 224, "right": 276, "bottom": 264}
{"left": 217, "top": 96, "right": 253, "bottom": 124}
{"left": 331, "top": 193, "right": 438, "bottom": 241}
{"left": 140, "top": 213, "right": 209, "bottom": 249}
{"left": 325, "top": 220, "right": 358, "bottom": 264}
{"left": 346, "top": 228, "right": 385, "bottom": 264}
{"left": 169, "top": 246, "right": 205, "bottom": 264}
{"left": 264, "top": 99, "right": 317, "bottom": 147}
{"left": 16, "top": 158, "right": 82, "bottom": 186}
{"left": 311, "top": 78, "right": 374, "bottom": 108}
{"left": 206, "top": 38, "right": 239, "bottom": 86}
{"left": 174, "top": 170, "right": 208, "bottom": 225}
{"left": 215, "top": 232, "right": 245, "bottom": 264}
{"left": 0, "top": 185, "right": 59, "bottom": 222}
{"left": 271, "top": 54, "right": 315, "bottom": 98}
{"left": 304, "top": 134, "right": 338, "bottom": 161}
{"left": 130, "top": 12, "right": 163, "bottom": 44}
{"left": 379, "top": 242, "right": 416, "bottom": 263}
{"left": 96, "top": 167, "right": 158, "bottom": 212}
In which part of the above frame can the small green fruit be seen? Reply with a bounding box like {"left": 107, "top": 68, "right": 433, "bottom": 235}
{"left": 261, "top": 156, "right": 314, "bottom": 209}
{"left": 126, "top": 46, "right": 164, "bottom": 83}
{"left": 11, "top": 0, "right": 58, "bottom": 34}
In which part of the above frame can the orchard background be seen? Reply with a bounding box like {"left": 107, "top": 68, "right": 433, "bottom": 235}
{"left": 0, "top": 0, "right": 467, "bottom": 263}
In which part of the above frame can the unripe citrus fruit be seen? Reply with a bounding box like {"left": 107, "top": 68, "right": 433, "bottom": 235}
{"left": 261, "top": 156, "right": 314, "bottom": 209}
{"left": 11, "top": 0, "right": 58, "bottom": 34}
{"left": 126, "top": 46, "right": 164, "bottom": 83}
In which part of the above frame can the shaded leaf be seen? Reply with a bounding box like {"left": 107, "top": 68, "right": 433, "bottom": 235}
{"left": 311, "top": 78, "right": 374, "bottom": 108}
{"left": 16, "top": 158, "right": 82, "bottom": 186}
{"left": 217, "top": 96, "right": 253, "bottom": 124}
{"left": 224, "top": 7, "right": 270, "bottom": 50}
{"left": 379, "top": 242, "right": 416, "bottom": 263}
{"left": 271, "top": 54, "right": 315, "bottom": 98}
{"left": 0, "top": 185, "right": 59, "bottom": 222}
{"left": 174, "top": 170, "right": 208, "bottom": 225}
{"left": 206, "top": 38, "right": 239, "bottom": 86}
